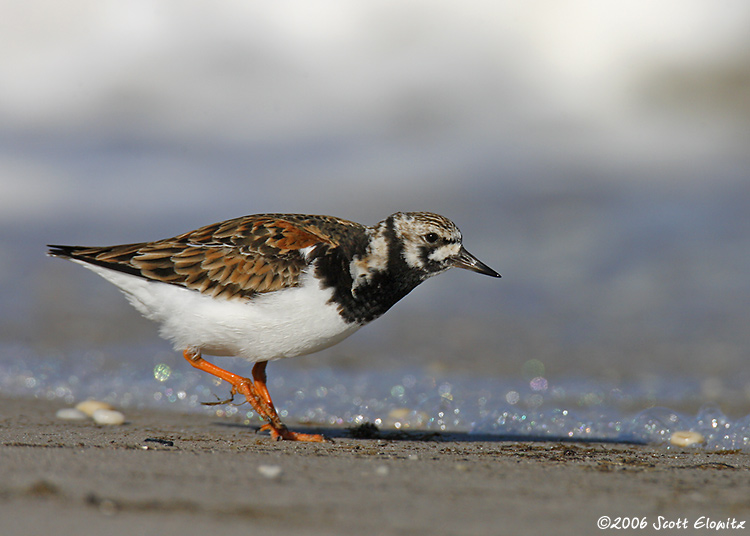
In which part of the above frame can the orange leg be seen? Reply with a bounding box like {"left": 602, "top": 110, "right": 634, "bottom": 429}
{"left": 251, "top": 361, "right": 277, "bottom": 411}
{"left": 183, "top": 350, "right": 325, "bottom": 442}
{"left": 252, "top": 361, "right": 326, "bottom": 442}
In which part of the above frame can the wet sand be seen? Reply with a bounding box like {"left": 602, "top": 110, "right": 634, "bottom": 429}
{"left": 2, "top": 395, "right": 749, "bottom": 535}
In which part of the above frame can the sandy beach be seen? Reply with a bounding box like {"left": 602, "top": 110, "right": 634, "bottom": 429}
{"left": 1, "top": 395, "right": 749, "bottom": 535}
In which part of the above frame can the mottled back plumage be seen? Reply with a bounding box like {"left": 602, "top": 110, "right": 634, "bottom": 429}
{"left": 49, "top": 214, "right": 367, "bottom": 301}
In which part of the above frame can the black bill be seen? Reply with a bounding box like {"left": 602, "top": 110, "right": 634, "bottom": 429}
{"left": 451, "top": 247, "right": 501, "bottom": 277}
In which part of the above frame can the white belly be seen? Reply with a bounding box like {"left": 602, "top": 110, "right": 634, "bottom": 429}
{"left": 76, "top": 261, "right": 361, "bottom": 362}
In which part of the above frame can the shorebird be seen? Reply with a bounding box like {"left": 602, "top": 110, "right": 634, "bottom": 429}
{"left": 49, "top": 212, "right": 499, "bottom": 441}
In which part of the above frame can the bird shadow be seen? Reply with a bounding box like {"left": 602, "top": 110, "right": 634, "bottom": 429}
{"left": 213, "top": 421, "right": 647, "bottom": 446}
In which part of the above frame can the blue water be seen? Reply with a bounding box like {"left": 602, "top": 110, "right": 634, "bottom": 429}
{"left": 2, "top": 330, "right": 749, "bottom": 450}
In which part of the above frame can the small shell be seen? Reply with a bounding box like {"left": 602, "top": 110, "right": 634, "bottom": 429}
{"left": 670, "top": 430, "right": 705, "bottom": 447}
{"left": 75, "top": 400, "right": 114, "bottom": 417}
{"left": 374, "top": 465, "right": 390, "bottom": 477}
{"left": 257, "top": 464, "right": 282, "bottom": 479}
{"left": 56, "top": 408, "right": 88, "bottom": 420}
{"left": 92, "top": 409, "right": 126, "bottom": 426}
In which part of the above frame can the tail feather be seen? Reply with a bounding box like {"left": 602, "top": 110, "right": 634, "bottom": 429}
{"left": 47, "top": 244, "right": 144, "bottom": 278}
{"left": 47, "top": 244, "right": 81, "bottom": 258}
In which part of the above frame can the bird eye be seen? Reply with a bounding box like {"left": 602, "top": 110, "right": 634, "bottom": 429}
{"left": 423, "top": 232, "right": 439, "bottom": 244}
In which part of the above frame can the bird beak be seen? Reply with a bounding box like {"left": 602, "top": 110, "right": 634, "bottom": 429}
{"left": 451, "top": 247, "right": 501, "bottom": 277}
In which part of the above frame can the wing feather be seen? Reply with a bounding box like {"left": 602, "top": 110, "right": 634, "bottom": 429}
{"left": 49, "top": 214, "right": 363, "bottom": 300}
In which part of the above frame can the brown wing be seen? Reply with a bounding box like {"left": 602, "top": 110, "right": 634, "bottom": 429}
{"left": 49, "top": 214, "right": 361, "bottom": 301}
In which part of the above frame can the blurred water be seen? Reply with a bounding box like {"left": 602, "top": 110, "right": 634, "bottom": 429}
{"left": 1, "top": 2, "right": 750, "bottom": 448}
{"left": 2, "top": 341, "right": 750, "bottom": 450}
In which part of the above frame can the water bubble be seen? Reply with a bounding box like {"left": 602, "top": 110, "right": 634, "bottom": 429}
{"left": 402, "top": 374, "right": 417, "bottom": 389}
{"left": 627, "top": 407, "right": 692, "bottom": 443}
{"left": 153, "top": 364, "right": 171, "bottom": 382}
{"left": 529, "top": 376, "right": 548, "bottom": 392}
{"left": 505, "top": 391, "right": 520, "bottom": 405}
{"left": 526, "top": 393, "right": 544, "bottom": 408}
{"left": 696, "top": 403, "right": 730, "bottom": 431}
{"left": 522, "top": 359, "right": 545, "bottom": 380}
{"left": 438, "top": 382, "right": 452, "bottom": 399}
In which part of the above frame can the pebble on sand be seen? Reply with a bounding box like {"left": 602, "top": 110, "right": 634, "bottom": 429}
{"left": 670, "top": 430, "right": 705, "bottom": 447}
{"left": 56, "top": 408, "right": 88, "bottom": 420}
{"left": 92, "top": 409, "right": 126, "bottom": 426}
{"left": 75, "top": 400, "right": 114, "bottom": 417}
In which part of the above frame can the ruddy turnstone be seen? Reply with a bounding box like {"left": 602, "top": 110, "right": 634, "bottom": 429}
{"left": 48, "top": 212, "right": 499, "bottom": 441}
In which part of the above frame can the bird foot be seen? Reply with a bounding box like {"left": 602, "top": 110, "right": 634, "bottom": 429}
{"left": 259, "top": 423, "right": 327, "bottom": 442}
